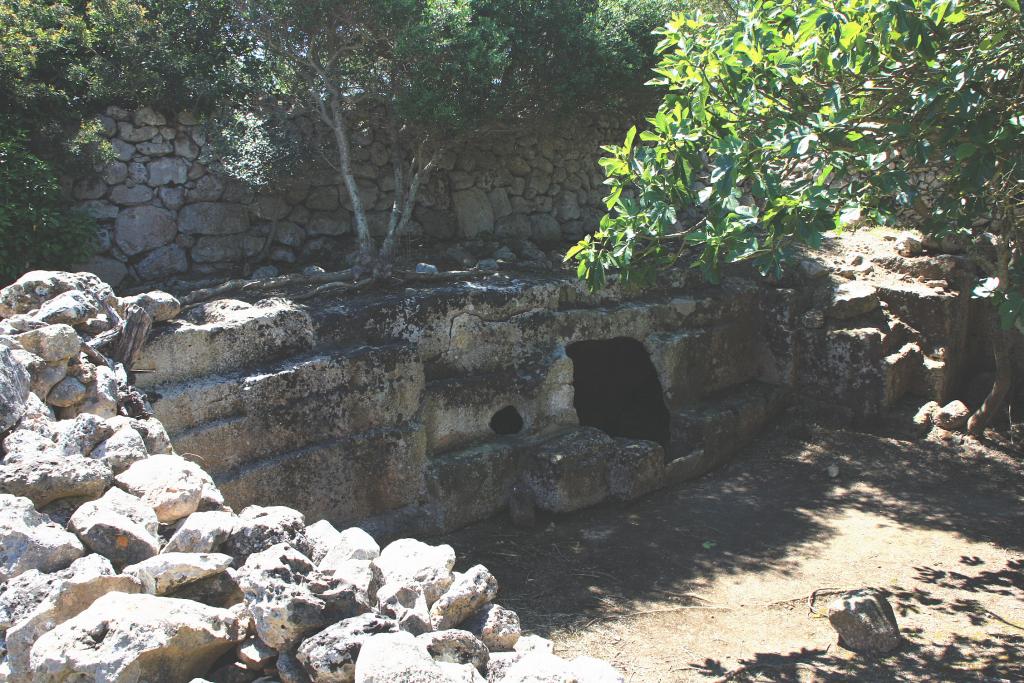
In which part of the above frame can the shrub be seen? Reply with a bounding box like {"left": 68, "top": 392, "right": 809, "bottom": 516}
{"left": 0, "top": 131, "right": 97, "bottom": 282}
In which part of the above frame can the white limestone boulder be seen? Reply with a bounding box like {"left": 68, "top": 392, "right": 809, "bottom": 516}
{"left": 372, "top": 539, "right": 455, "bottom": 606}
{"left": 120, "top": 291, "right": 181, "bottom": 322}
{"left": 123, "top": 552, "right": 233, "bottom": 595}
{"left": 0, "top": 271, "right": 114, "bottom": 319}
{"left": 28, "top": 593, "right": 243, "bottom": 682}
{"left": 354, "top": 631, "right": 448, "bottom": 683}
{"left": 462, "top": 603, "right": 521, "bottom": 652}
{"left": 13, "top": 325, "right": 80, "bottom": 363}
{"left": 0, "top": 345, "right": 30, "bottom": 433}
{"left": 4, "top": 555, "right": 142, "bottom": 678}
{"left": 0, "top": 494, "right": 84, "bottom": 582}
{"left": 416, "top": 629, "right": 489, "bottom": 672}
{"left": 225, "top": 505, "right": 306, "bottom": 560}
{"left": 0, "top": 453, "right": 111, "bottom": 507}
{"left": 68, "top": 487, "right": 159, "bottom": 569}
{"left": 89, "top": 425, "right": 149, "bottom": 473}
{"left": 235, "top": 543, "right": 334, "bottom": 651}
{"left": 164, "top": 510, "right": 237, "bottom": 554}
{"left": 115, "top": 453, "right": 205, "bottom": 523}
{"left": 296, "top": 612, "right": 398, "bottom": 683}
{"left": 429, "top": 564, "right": 498, "bottom": 630}
{"left": 316, "top": 526, "right": 380, "bottom": 568}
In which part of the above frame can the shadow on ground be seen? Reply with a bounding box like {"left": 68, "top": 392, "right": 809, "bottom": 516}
{"left": 439, "top": 405, "right": 1024, "bottom": 681}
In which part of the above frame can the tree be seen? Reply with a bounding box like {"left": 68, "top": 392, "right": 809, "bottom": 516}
{"left": 228, "top": 0, "right": 684, "bottom": 278}
{"left": 568, "top": 0, "right": 1024, "bottom": 434}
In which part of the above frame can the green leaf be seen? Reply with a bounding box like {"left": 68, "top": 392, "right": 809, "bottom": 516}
{"left": 564, "top": 243, "right": 587, "bottom": 262}
{"left": 1003, "top": 0, "right": 1021, "bottom": 13}
{"left": 954, "top": 143, "right": 978, "bottom": 160}
{"left": 623, "top": 126, "right": 638, "bottom": 155}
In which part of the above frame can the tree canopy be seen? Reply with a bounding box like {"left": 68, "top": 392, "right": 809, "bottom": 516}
{"left": 225, "top": 0, "right": 686, "bottom": 275}
{"left": 568, "top": 0, "right": 1024, "bottom": 430}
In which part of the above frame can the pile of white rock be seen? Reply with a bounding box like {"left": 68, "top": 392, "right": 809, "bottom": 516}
{"left": 0, "top": 271, "right": 623, "bottom": 683}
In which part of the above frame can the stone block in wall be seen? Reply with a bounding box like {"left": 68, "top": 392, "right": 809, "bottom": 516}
{"left": 106, "top": 105, "right": 130, "bottom": 120}
{"left": 556, "top": 193, "right": 581, "bottom": 221}
{"left": 179, "top": 202, "right": 249, "bottom": 236}
{"left": 103, "top": 161, "right": 128, "bottom": 185}
{"left": 187, "top": 162, "right": 206, "bottom": 181}
{"left": 495, "top": 214, "right": 531, "bottom": 239}
{"left": 118, "top": 122, "right": 158, "bottom": 143}
{"left": 255, "top": 195, "right": 290, "bottom": 221}
{"left": 338, "top": 181, "right": 378, "bottom": 212}
{"left": 222, "top": 179, "right": 255, "bottom": 204}
{"left": 507, "top": 156, "right": 531, "bottom": 177}
{"left": 453, "top": 187, "right": 494, "bottom": 238}
{"left": 188, "top": 175, "right": 224, "bottom": 202}
{"left": 288, "top": 204, "right": 310, "bottom": 224}
{"left": 284, "top": 182, "right": 310, "bottom": 204}
{"left": 414, "top": 207, "right": 456, "bottom": 240}
{"left": 508, "top": 177, "right": 526, "bottom": 196}
{"left": 146, "top": 158, "right": 188, "bottom": 187}
{"left": 159, "top": 187, "right": 186, "bottom": 211}
{"left": 79, "top": 201, "right": 119, "bottom": 221}
{"left": 134, "top": 245, "right": 188, "bottom": 281}
{"left": 192, "top": 235, "right": 264, "bottom": 263}
{"left": 133, "top": 106, "right": 166, "bottom": 126}
{"left": 307, "top": 213, "right": 351, "bottom": 237}
{"left": 109, "top": 184, "right": 154, "bottom": 206}
{"left": 529, "top": 214, "right": 560, "bottom": 243}
{"left": 114, "top": 206, "right": 176, "bottom": 256}
{"left": 301, "top": 237, "right": 343, "bottom": 263}
{"left": 173, "top": 133, "right": 199, "bottom": 159}
{"left": 137, "top": 141, "right": 173, "bottom": 156}
{"left": 80, "top": 255, "right": 129, "bottom": 287}
{"left": 306, "top": 186, "right": 339, "bottom": 211}
{"left": 488, "top": 188, "right": 512, "bottom": 220}
{"left": 111, "top": 139, "right": 134, "bottom": 161}
{"left": 527, "top": 173, "right": 550, "bottom": 196}
{"left": 273, "top": 222, "right": 305, "bottom": 247}
{"left": 127, "top": 162, "right": 148, "bottom": 184}
{"left": 98, "top": 114, "right": 117, "bottom": 137}
{"left": 270, "top": 247, "right": 296, "bottom": 264}
{"left": 450, "top": 171, "right": 474, "bottom": 191}
{"left": 93, "top": 226, "right": 112, "bottom": 252}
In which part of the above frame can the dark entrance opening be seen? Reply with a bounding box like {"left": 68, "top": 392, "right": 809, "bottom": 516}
{"left": 490, "top": 405, "right": 524, "bottom": 435}
{"left": 566, "top": 337, "right": 671, "bottom": 447}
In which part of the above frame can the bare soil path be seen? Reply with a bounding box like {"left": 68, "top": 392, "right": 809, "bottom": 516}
{"left": 440, "top": 408, "right": 1024, "bottom": 681}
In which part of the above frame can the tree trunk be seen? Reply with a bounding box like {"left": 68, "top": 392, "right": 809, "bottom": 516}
{"left": 323, "top": 95, "right": 374, "bottom": 269}
{"left": 376, "top": 151, "right": 441, "bottom": 276}
{"left": 967, "top": 312, "right": 1013, "bottom": 435}
{"left": 112, "top": 304, "right": 154, "bottom": 370}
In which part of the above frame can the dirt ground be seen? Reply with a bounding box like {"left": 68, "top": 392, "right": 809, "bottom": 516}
{"left": 439, "top": 406, "right": 1024, "bottom": 682}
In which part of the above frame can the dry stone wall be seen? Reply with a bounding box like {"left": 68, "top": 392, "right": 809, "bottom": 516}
{"left": 76, "top": 106, "right": 621, "bottom": 288}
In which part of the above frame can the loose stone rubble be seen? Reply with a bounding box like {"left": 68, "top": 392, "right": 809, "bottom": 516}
{"left": 0, "top": 270, "right": 623, "bottom": 683}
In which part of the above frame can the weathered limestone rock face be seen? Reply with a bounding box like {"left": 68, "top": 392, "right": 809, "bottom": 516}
{"left": 0, "top": 270, "right": 626, "bottom": 683}
{"left": 136, "top": 273, "right": 796, "bottom": 535}
{"left": 124, "top": 250, "right": 983, "bottom": 537}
